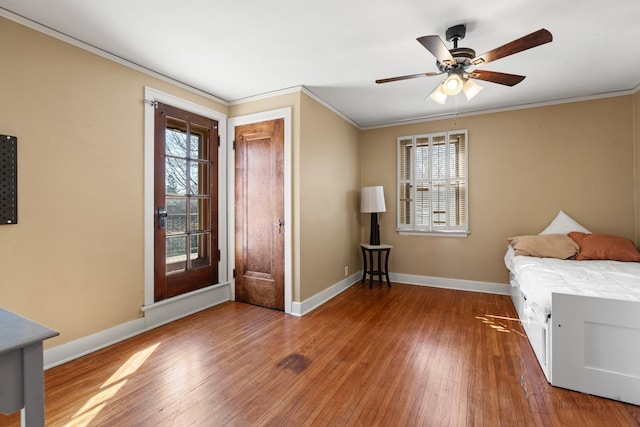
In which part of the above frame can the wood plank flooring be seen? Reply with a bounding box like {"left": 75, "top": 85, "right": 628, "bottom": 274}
{"left": 1, "top": 283, "right": 639, "bottom": 426}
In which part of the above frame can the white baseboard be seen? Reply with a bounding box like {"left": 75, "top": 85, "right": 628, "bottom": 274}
{"left": 291, "top": 272, "right": 362, "bottom": 316}
{"left": 391, "top": 272, "right": 510, "bottom": 295}
{"left": 44, "top": 283, "right": 231, "bottom": 369}
{"left": 141, "top": 282, "right": 231, "bottom": 329}
{"left": 43, "top": 317, "right": 146, "bottom": 369}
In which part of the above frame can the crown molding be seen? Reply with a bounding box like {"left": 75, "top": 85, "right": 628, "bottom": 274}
{"left": 360, "top": 90, "right": 636, "bottom": 130}
{"left": 229, "top": 86, "right": 361, "bottom": 129}
{"left": 0, "top": 8, "right": 229, "bottom": 106}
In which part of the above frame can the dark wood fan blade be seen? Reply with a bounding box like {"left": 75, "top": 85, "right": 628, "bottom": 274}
{"left": 467, "top": 70, "right": 526, "bottom": 86}
{"left": 417, "top": 35, "right": 456, "bottom": 65}
{"left": 375, "top": 72, "right": 439, "bottom": 84}
{"left": 470, "top": 29, "right": 552, "bottom": 66}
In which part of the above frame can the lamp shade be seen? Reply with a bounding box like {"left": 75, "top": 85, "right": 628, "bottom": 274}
{"left": 463, "top": 78, "right": 483, "bottom": 101}
{"left": 429, "top": 83, "right": 447, "bottom": 104}
{"left": 442, "top": 74, "right": 463, "bottom": 95}
{"left": 361, "top": 186, "right": 386, "bottom": 213}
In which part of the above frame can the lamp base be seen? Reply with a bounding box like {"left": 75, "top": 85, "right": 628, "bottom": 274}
{"left": 369, "top": 212, "right": 380, "bottom": 245}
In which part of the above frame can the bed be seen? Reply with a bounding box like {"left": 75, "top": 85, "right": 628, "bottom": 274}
{"left": 505, "top": 211, "right": 640, "bottom": 406}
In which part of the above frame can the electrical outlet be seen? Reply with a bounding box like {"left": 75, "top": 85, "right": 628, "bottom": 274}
{"left": 344, "top": 266, "right": 349, "bottom": 277}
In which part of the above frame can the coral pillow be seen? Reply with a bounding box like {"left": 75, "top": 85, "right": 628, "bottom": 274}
{"left": 507, "top": 234, "right": 579, "bottom": 259}
{"left": 568, "top": 232, "right": 640, "bottom": 262}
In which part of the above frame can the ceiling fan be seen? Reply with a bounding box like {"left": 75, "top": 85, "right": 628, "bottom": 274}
{"left": 375, "top": 25, "right": 553, "bottom": 103}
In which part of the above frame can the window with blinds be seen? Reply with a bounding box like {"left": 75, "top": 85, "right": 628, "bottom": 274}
{"left": 397, "top": 130, "right": 468, "bottom": 234}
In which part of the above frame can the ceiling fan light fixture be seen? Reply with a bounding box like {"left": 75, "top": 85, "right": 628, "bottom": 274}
{"left": 377, "top": 28, "right": 553, "bottom": 111}
{"left": 442, "top": 74, "right": 463, "bottom": 95}
{"left": 462, "top": 78, "right": 483, "bottom": 101}
{"left": 429, "top": 83, "right": 447, "bottom": 104}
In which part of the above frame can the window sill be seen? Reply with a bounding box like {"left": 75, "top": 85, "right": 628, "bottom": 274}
{"left": 396, "top": 229, "right": 470, "bottom": 238}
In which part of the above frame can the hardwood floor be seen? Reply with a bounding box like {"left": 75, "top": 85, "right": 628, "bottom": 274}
{"left": 2, "top": 283, "right": 639, "bottom": 426}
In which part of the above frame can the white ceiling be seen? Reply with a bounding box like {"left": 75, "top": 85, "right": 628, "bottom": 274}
{"left": 2, "top": 0, "right": 640, "bottom": 128}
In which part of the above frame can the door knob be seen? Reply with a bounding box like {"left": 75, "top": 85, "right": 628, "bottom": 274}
{"left": 158, "top": 207, "right": 168, "bottom": 229}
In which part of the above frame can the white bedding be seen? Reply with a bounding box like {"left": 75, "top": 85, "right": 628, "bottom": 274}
{"left": 505, "top": 246, "right": 640, "bottom": 322}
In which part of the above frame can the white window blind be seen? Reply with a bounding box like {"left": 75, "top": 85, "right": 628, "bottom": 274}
{"left": 397, "top": 130, "right": 468, "bottom": 234}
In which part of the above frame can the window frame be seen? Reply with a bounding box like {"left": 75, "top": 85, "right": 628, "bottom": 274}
{"left": 396, "top": 129, "right": 469, "bottom": 236}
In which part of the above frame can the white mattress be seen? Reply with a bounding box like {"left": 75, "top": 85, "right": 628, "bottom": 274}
{"left": 505, "top": 246, "right": 640, "bottom": 322}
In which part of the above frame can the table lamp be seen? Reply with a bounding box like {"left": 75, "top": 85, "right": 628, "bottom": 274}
{"left": 361, "top": 186, "right": 386, "bottom": 245}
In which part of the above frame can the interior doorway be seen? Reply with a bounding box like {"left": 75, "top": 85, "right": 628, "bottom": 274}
{"left": 234, "top": 119, "right": 284, "bottom": 309}
{"left": 229, "top": 108, "right": 292, "bottom": 313}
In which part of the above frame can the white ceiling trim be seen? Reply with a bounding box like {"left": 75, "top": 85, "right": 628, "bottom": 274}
{"left": 228, "top": 85, "right": 303, "bottom": 105}
{"left": 300, "top": 87, "right": 361, "bottom": 129}
{"left": 362, "top": 90, "right": 636, "bottom": 130}
{"left": 228, "top": 86, "right": 360, "bottom": 130}
{"left": 0, "top": 7, "right": 229, "bottom": 106}
{"left": 231, "top": 85, "right": 637, "bottom": 132}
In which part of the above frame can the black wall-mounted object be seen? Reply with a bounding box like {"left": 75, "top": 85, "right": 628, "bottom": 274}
{"left": 0, "top": 135, "right": 18, "bottom": 224}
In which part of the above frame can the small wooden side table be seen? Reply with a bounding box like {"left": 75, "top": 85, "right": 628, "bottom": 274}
{"left": 360, "top": 243, "right": 392, "bottom": 288}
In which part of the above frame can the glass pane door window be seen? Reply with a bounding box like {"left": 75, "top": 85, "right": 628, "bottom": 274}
{"left": 165, "top": 118, "right": 212, "bottom": 274}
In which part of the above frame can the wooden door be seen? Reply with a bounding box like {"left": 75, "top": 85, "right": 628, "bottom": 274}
{"left": 234, "top": 119, "right": 284, "bottom": 310}
{"left": 154, "top": 102, "right": 218, "bottom": 302}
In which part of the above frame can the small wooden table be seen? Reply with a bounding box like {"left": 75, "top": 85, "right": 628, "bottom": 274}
{"left": 360, "top": 243, "right": 392, "bottom": 288}
{"left": 0, "top": 308, "right": 59, "bottom": 427}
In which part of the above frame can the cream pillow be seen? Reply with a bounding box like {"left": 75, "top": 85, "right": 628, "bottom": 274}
{"left": 507, "top": 234, "right": 579, "bottom": 259}
{"left": 539, "top": 210, "right": 590, "bottom": 235}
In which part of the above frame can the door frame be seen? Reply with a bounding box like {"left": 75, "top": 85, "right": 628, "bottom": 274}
{"left": 143, "top": 87, "right": 229, "bottom": 311}
{"left": 228, "top": 107, "right": 292, "bottom": 314}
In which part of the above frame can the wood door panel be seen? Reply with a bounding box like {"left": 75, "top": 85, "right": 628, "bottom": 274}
{"left": 165, "top": 267, "right": 215, "bottom": 299}
{"left": 235, "top": 119, "right": 284, "bottom": 310}
{"left": 244, "top": 135, "right": 273, "bottom": 275}
{"left": 238, "top": 277, "right": 276, "bottom": 307}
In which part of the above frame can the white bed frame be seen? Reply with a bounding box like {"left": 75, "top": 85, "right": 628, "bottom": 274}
{"left": 510, "top": 282, "right": 640, "bottom": 406}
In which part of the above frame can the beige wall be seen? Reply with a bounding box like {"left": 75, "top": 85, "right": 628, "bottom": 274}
{"left": 0, "top": 17, "right": 227, "bottom": 347}
{"left": 298, "top": 94, "right": 361, "bottom": 300}
{"left": 362, "top": 96, "right": 636, "bottom": 285}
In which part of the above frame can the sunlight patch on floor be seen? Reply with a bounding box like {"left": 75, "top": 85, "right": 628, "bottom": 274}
{"left": 475, "top": 315, "right": 526, "bottom": 337}
{"left": 102, "top": 343, "right": 160, "bottom": 387}
{"left": 66, "top": 343, "right": 160, "bottom": 427}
